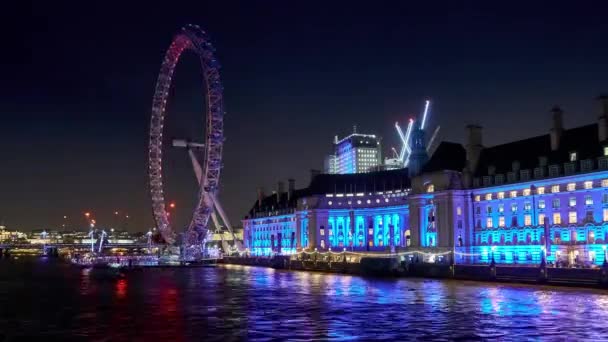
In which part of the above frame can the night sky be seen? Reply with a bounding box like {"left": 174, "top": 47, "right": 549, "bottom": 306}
{"left": 2, "top": 2, "right": 608, "bottom": 232}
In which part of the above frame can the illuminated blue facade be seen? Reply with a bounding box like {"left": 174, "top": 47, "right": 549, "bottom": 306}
{"left": 245, "top": 96, "right": 608, "bottom": 266}
{"left": 245, "top": 213, "right": 297, "bottom": 256}
{"left": 244, "top": 189, "right": 411, "bottom": 256}
{"left": 459, "top": 171, "right": 608, "bottom": 266}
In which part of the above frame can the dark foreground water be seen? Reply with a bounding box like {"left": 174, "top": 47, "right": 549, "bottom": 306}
{"left": 1, "top": 258, "right": 608, "bottom": 341}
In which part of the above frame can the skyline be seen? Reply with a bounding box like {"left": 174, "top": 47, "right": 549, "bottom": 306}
{"left": 2, "top": 2, "right": 608, "bottom": 231}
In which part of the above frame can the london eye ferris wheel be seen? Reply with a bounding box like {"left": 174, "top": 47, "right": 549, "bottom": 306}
{"left": 148, "top": 25, "right": 238, "bottom": 254}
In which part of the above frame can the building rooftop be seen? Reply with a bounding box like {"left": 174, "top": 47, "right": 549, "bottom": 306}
{"left": 475, "top": 124, "right": 601, "bottom": 177}
{"left": 247, "top": 168, "right": 412, "bottom": 218}
{"left": 422, "top": 141, "right": 467, "bottom": 173}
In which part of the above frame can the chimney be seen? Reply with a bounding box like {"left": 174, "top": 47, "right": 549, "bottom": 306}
{"left": 550, "top": 106, "right": 564, "bottom": 151}
{"left": 257, "top": 187, "right": 265, "bottom": 208}
{"left": 288, "top": 178, "right": 295, "bottom": 201}
{"left": 465, "top": 124, "right": 483, "bottom": 173}
{"left": 598, "top": 95, "right": 608, "bottom": 142}
{"left": 277, "top": 181, "right": 285, "bottom": 203}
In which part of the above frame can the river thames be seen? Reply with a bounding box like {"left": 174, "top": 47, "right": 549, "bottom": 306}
{"left": 1, "top": 258, "right": 608, "bottom": 341}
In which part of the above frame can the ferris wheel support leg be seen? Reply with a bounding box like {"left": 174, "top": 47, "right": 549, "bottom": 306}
{"left": 209, "top": 194, "right": 243, "bottom": 249}
{"left": 188, "top": 149, "right": 204, "bottom": 185}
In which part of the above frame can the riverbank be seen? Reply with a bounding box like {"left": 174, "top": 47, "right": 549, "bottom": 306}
{"left": 222, "top": 256, "right": 608, "bottom": 289}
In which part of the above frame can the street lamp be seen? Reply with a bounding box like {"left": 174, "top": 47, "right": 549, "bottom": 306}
{"left": 490, "top": 245, "right": 497, "bottom": 266}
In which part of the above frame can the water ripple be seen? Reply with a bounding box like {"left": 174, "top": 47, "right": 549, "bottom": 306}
{"left": 1, "top": 259, "right": 608, "bottom": 341}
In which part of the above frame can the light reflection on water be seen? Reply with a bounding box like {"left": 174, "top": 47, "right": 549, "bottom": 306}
{"left": 0, "top": 258, "right": 608, "bottom": 341}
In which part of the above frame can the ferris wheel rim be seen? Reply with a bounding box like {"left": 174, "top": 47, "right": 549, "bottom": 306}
{"left": 148, "top": 24, "right": 225, "bottom": 245}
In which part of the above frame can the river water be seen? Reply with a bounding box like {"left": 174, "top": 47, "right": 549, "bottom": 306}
{"left": 1, "top": 257, "right": 607, "bottom": 341}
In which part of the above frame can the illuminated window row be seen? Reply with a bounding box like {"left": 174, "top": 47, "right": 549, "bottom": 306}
{"left": 328, "top": 198, "right": 394, "bottom": 206}
{"left": 474, "top": 179, "right": 608, "bottom": 202}
{"left": 479, "top": 208, "right": 608, "bottom": 229}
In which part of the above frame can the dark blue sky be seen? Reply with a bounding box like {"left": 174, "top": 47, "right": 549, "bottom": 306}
{"left": 1, "top": 1, "right": 607, "bottom": 231}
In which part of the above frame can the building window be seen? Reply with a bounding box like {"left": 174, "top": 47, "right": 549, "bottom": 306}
{"left": 497, "top": 192, "right": 505, "bottom": 199}
{"left": 495, "top": 174, "right": 505, "bottom": 185}
{"left": 584, "top": 181, "right": 593, "bottom": 189}
{"left": 585, "top": 211, "right": 594, "bottom": 223}
{"left": 524, "top": 201, "right": 531, "bottom": 211}
{"left": 486, "top": 217, "right": 493, "bottom": 228}
{"left": 569, "top": 197, "right": 576, "bottom": 207}
{"left": 551, "top": 185, "right": 560, "bottom": 193}
{"left": 486, "top": 206, "right": 492, "bottom": 214}
{"left": 537, "top": 187, "right": 545, "bottom": 195}
{"left": 320, "top": 228, "right": 325, "bottom": 236}
{"left": 570, "top": 152, "right": 577, "bottom": 161}
{"left": 602, "top": 179, "right": 608, "bottom": 187}
{"left": 483, "top": 176, "right": 492, "bottom": 186}
{"left": 511, "top": 216, "right": 518, "bottom": 227}
{"left": 539, "top": 213, "right": 546, "bottom": 225}
{"left": 549, "top": 165, "right": 560, "bottom": 177}
{"left": 603, "top": 193, "right": 608, "bottom": 204}
{"left": 499, "top": 216, "right": 505, "bottom": 227}
{"left": 603, "top": 208, "right": 608, "bottom": 222}
{"left": 511, "top": 203, "right": 517, "bottom": 212}
{"left": 368, "top": 228, "right": 373, "bottom": 235}
{"left": 581, "top": 159, "right": 593, "bottom": 172}
{"left": 538, "top": 199, "right": 545, "bottom": 209}
{"left": 426, "top": 184, "right": 435, "bottom": 193}
{"left": 510, "top": 190, "right": 517, "bottom": 198}
{"left": 498, "top": 203, "right": 504, "bottom": 213}
{"left": 476, "top": 206, "right": 481, "bottom": 215}
{"left": 567, "top": 183, "right": 576, "bottom": 191}
{"left": 485, "top": 193, "right": 492, "bottom": 201}
{"left": 524, "top": 215, "right": 532, "bottom": 226}
{"left": 475, "top": 195, "right": 480, "bottom": 202}
{"left": 523, "top": 188, "right": 531, "bottom": 196}
{"left": 552, "top": 199, "right": 560, "bottom": 209}
{"left": 457, "top": 207, "right": 462, "bottom": 216}
{"left": 507, "top": 172, "right": 516, "bottom": 183}
{"left": 585, "top": 195, "right": 593, "bottom": 206}
{"left": 553, "top": 213, "right": 562, "bottom": 225}
{"left": 569, "top": 211, "right": 577, "bottom": 224}
{"left": 604, "top": 147, "right": 608, "bottom": 156}
{"left": 564, "top": 163, "right": 575, "bottom": 175}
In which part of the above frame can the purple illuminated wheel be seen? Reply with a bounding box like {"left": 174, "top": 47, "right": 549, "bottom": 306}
{"left": 148, "top": 25, "right": 224, "bottom": 245}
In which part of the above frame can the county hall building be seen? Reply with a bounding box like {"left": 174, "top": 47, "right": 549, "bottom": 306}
{"left": 243, "top": 95, "right": 608, "bottom": 266}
